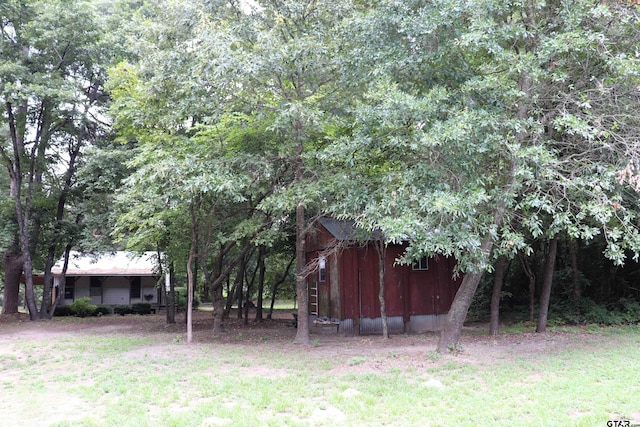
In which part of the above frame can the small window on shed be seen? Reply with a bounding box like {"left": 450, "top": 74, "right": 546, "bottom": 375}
{"left": 412, "top": 256, "right": 429, "bottom": 271}
{"left": 318, "top": 256, "right": 326, "bottom": 282}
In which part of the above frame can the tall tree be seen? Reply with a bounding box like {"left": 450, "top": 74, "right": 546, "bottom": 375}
{"left": 1, "top": 0, "right": 114, "bottom": 319}
{"left": 198, "top": 0, "right": 359, "bottom": 344}
{"left": 325, "top": 0, "right": 640, "bottom": 351}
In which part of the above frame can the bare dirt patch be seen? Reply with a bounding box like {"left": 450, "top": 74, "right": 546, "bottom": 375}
{"left": 0, "top": 309, "right": 609, "bottom": 369}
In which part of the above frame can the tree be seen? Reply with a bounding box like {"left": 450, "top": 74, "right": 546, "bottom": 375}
{"left": 323, "top": 0, "right": 640, "bottom": 351}
{"left": 1, "top": 0, "right": 115, "bottom": 319}
{"left": 193, "top": 0, "right": 360, "bottom": 344}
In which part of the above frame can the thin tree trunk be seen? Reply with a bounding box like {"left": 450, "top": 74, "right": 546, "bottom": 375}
{"left": 237, "top": 259, "right": 245, "bottom": 319}
{"left": 489, "top": 255, "right": 508, "bottom": 335}
{"left": 293, "top": 127, "right": 310, "bottom": 344}
{"left": 2, "top": 252, "right": 22, "bottom": 314}
{"left": 186, "top": 204, "right": 197, "bottom": 344}
{"left": 212, "top": 283, "right": 224, "bottom": 333}
{"left": 211, "top": 247, "right": 224, "bottom": 333}
{"left": 374, "top": 241, "right": 389, "bottom": 339}
{"left": 224, "top": 279, "right": 239, "bottom": 318}
{"left": 569, "top": 238, "right": 580, "bottom": 301}
{"left": 255, "top": 246, "right": 266, "bottom": 322}
{"left": 268, "top": 256, "right": 295, "bottom": 319}
{"left": 536, "top": 238, "right": 558, "bottom": 333}
{"left": 40, "top": 132, "right": 81, "bottom": 319}
{"left": 243, "top": 251, "right": 259, "bottom": 325}
{"left": 210, "top": 240, "right": 256, "bottom": 332}
{"left": 186, "top": 246, "right": 195, "bottom": 343}
{"left": 519, "top": 254, "right": 536, "bottom": 323}
{"left": 48, "top": 244, "right": 72, "bottom": 317}
{"left": 167, "top": 265, "right": 176, "bottom": 324}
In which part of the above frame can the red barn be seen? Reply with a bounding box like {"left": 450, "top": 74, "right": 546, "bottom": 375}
{"left": 306, "top": 218, "right": 461, "bottom": 334}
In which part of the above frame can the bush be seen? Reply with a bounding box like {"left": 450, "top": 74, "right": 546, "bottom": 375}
{"left": 95, "top": 306, "right": 111, "bottom": 316}
{"left": 114, "top": 305, "right": 133, "bottom": 316}
{"left": 551, "top": 297, "right": 640, "bottom": 326}
{"left": 70, "top": 297, "right": 97, "bottom": 318}
{"left": 132, "top": 302, "right": 151, "bottom": 315}
{"left": 54, "top": 305, "right": 74, "bottom": 317}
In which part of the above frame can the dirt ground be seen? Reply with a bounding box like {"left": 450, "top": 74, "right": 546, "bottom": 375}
{"left": 0, "top": 309, "right": 608, "bottom": 369}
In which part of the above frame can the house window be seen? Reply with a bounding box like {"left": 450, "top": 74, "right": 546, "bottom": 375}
{"left": 130, "top": 277, "right": 141, "bottom": 299}
{"left": 64, "top": 277, "right": 75, "bottom": 300}
{"left": 90, "top": 277, "right": 102, "bottom": 297}
{"left": 318, "top": 256, "right": 326, "bottom": 283}
{"left": 412, "top": 256, "right": 429, "bottom": 271}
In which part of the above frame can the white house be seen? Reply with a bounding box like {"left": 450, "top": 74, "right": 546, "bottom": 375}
{"left": 53, "top": 251, "right": 165, "bottom": 307}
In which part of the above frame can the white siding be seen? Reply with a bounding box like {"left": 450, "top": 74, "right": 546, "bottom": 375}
{"left": 102, "top": 277, "right": 130, "bottom": 305}
{"left": 141, "top": 277, "right": 158, "bottom": 303}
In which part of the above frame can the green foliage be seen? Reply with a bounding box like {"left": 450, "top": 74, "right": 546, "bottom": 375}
{"left": 552, "top": 297, "right": 640, "bottom": 326}
{"left": 69, "top": 298, "right": 97, "bottom": 318}
{"left": 113, "top": 305, "right": 133, "bottom": 316}
{"left": 174, "top": 288, "right": 200, "bottom": 313}
{"left": 95, "top": 306, "right": 112, "bottom": 316}
{"left": 56, "top": 303, "right": 110, "bottom": 317}
{"left": 131, "top": 302, "right": 151, "bottom": 315}
{"left": 53, "top": 306, "right": 74, "bottom": 317}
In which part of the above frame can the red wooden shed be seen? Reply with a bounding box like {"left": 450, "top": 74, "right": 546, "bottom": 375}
{"left": 306, "top": 218, "right": 461, "bottom": 334}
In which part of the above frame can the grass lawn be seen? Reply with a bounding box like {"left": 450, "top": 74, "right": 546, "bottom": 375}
{"left": 0, "top": 312, "right": 638, "bottom": 427}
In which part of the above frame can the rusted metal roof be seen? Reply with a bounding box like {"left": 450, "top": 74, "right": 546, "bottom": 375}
{"left": 318, "top": 217, "right": 383, "bottom": 241}
{"left": 51, "top": 251, "right": 160, "bottom": 276}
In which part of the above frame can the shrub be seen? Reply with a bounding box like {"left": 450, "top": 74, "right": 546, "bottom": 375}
{"left": 70, "top": 297, "right": 97, "bottom": 318}
{"left": 551, "top": 297, "right": 640, "bottom": 326}
{"left": 132, "top": 302, "right": 151, "bottom": 315}
{"left": 114, "top": 305, "right": 133, "bottom": 316}
{"left": 54, "top": 306, "right": 74, "bottom": 317}
{"left": 95, "top": 306, "right": 111, "bottom": 316}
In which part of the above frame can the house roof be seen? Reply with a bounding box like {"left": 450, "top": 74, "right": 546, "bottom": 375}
{"left": 51, "top": 251, "right": 160, "bottom": 276}
{"left": 318, "top": 217, "right": 383, "bottom": 241}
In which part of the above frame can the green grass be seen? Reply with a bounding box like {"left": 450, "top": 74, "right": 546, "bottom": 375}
{"left": 2, "top": 321, "right": 639, "bottom": 426}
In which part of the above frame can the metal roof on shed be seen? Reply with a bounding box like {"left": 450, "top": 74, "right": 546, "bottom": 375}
{"left": 318, "top": 217, "right": 383, "bottom": 241}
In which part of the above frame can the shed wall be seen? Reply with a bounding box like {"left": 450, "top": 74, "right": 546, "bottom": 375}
{"left": 305, "top": 219, "right": 461, "bottom": 333}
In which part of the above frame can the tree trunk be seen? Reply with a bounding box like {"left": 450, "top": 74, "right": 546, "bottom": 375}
{"left": 255, "top": 246, "right": 266, "bottom": 322}
{"left": 293, "top": 128, "right": 310, "bottom": 344}
{"left": 243, "top": 252, "right": 258, "bottom": 326}
{"left": 294, "top": 201, "right": 310, "bottom": 344}
{"left": 536, "top": 238, "right": 557, "bottom": 333}
{"left": 39, "top": 246, "right": 57, "bottom": 319}
{"left": 374, "top": 241, "right": 389, "bottom": 339}
{"left": 267, "top": 256, "right": 295, "bottom": 320}
{"left": 2, "top": 252, "right": 22, "bottom": 314}
{"left": 166, "top": 264, "right": 176, "bottom": 324}
{"left": 211, "top": 247, "right": 224, "bottom": 333}
{"left": 47, "top": 245, "right": 72, "bottom": 318}
{"left": 519, "top": 254, "right": 536, "bottom": 323}
{"left": 569, "top": 238, "right": 580, "bottom": 301}
{"left": 237, "top": 262, "right": 244, "bottom": 319}
{"left": 186, "top": 247, "right": 195, "bottom": 344}
{"left": 489, "top": 255, "right": 508, "bottom": 335}
{"left": 437, "top": 233, "right": 494, "bottom": 353}
{"left": 212, "top": 283, "right": 225, "bottom": 333}
{"left": 186, "top": 204, "right": 198, "bottom": 344}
